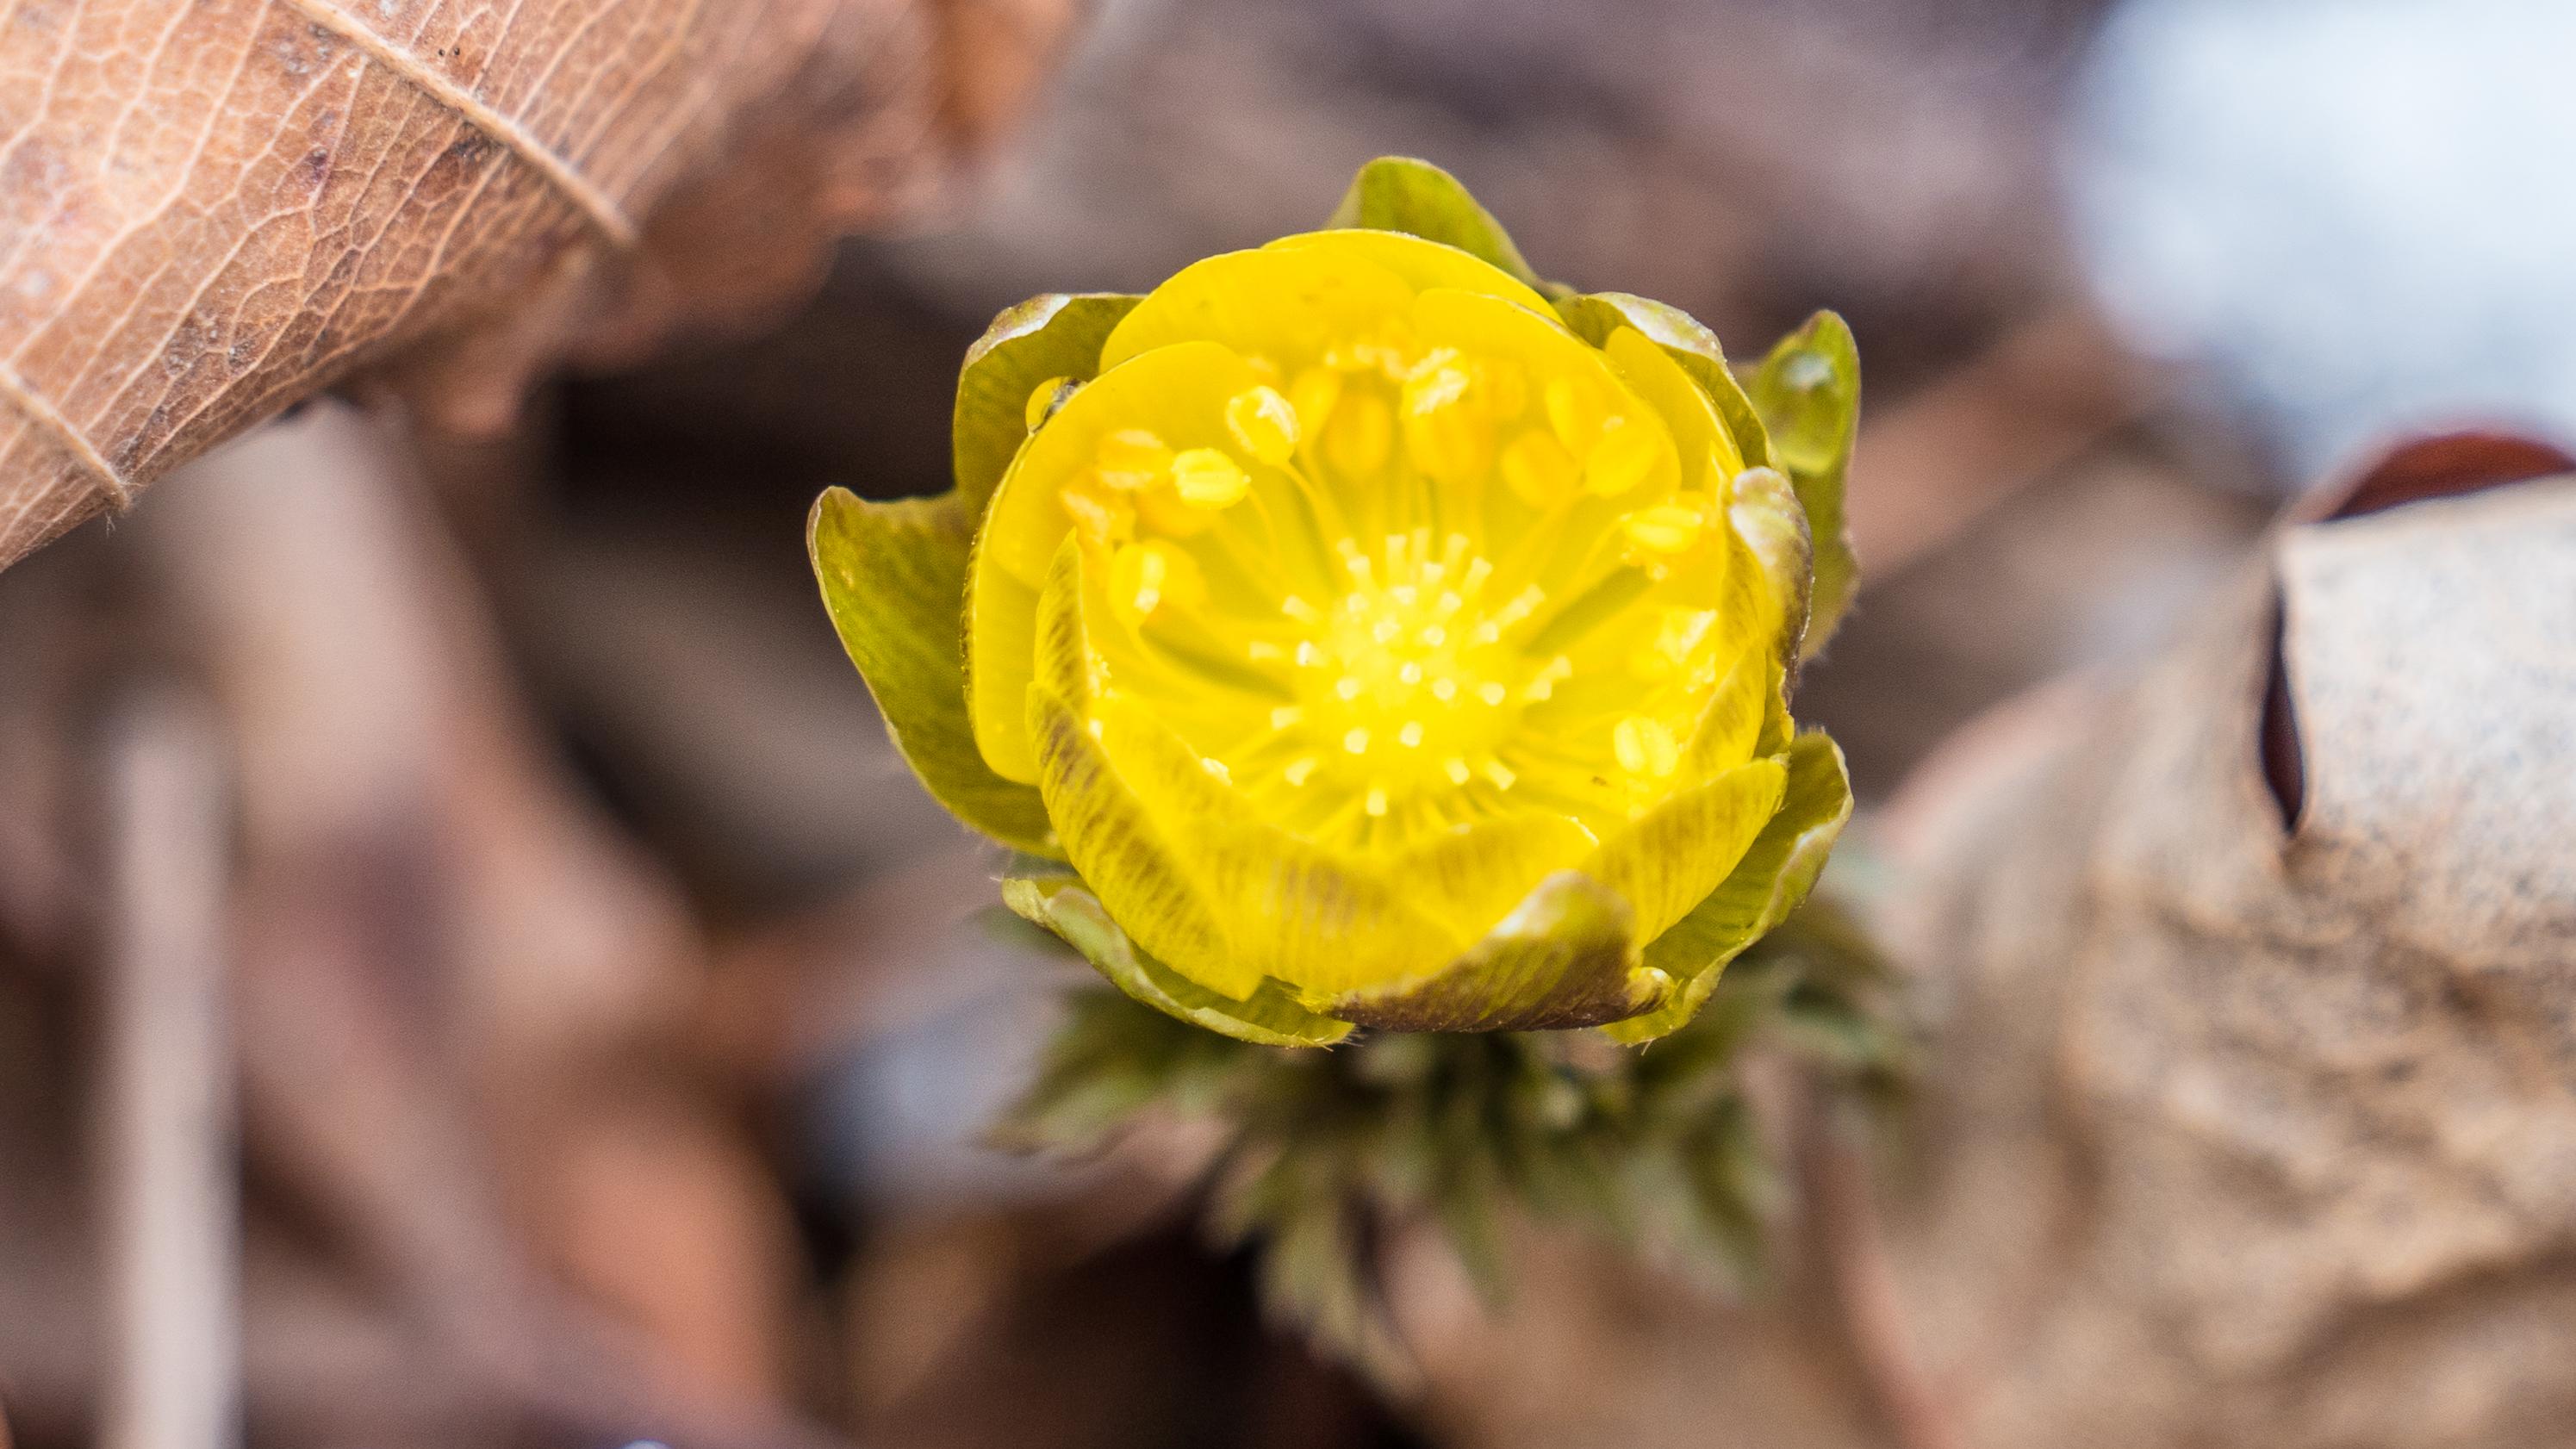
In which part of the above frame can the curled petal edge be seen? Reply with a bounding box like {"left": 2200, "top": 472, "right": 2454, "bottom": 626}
{"left": 807, "top": 487, "right": 1059, "bottom": 857}
{"left": 955, "top": 292, "right": 1143, "bottom": 517}
{"left": 1603, "top": 732, "right": 1853, "bottom": 1044}
{"left": 1556, "top": 291, "right": 1773, "bottom": 472}
{"left": 1004, "top": 873, "right": 1355, "bottom": 1048}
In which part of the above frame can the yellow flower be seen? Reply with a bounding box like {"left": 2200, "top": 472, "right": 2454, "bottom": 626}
{"left": 811, "top": 159, "right": 1861, "bottom": 1045}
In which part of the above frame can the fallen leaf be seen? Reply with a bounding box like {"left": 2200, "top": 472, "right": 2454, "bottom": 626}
{"left": 0, "top": 0, "right": 1078, "bottom": 574}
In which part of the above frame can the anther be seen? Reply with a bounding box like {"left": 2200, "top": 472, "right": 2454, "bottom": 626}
{"left": 1398, "top": 722, "right": 1425, "bottom": 748}
{"left": 1171, "top": 447, "right": 1249, "bottom": 508}
{"left": 1225, "top": 385, "right": 1300, "bottom": 464}
{"left": 1344, "top": 727, "right": 1371, "bottom": 754}
{"left": 1097, "top": 429, "right": 1172, "bottom": 490}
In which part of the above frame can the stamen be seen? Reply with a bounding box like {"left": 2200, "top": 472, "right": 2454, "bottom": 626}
{"left": 1444, "top": 757, "right": 1472, "bottom": 785}
{"left": 1586, "top": 418, "right": 1658, "bottom": 496}
{"left": 1289, "top": 367, "right": 1342, "bottom": 439}
{"left": 1025, "top": 376, "right": 1075, "bottom": 431}
{"left": 1366, "top": 787, "right": 1389, "bottom": 818}
{"left": 1336, "top": 675, "right": 1365, "bottom": 700}
{"left": 1430, "top": 678, "right": 1457, "bottom": 701}
{"left": 1281, "top": 594, "right": 1322, "bottom": 623}
{"left": 1285, "top": 756, "right": 1318, "bottom": 786}
{"left": 1398, "top": 722, "right": 1425, "bottom": 748}
{"left": 1270, "top": 706, "right": 1303, "bottom": 729}
{"left": 1225, "top": 385, "right": 1300, "bottom": 464}
{"left": 1344, "top": 727, "right": 1372, "bottom": 754}
{"left": 1614, "top": 715, "right": 1681, "bottom": 777}
{"left": 1480, "top": 758, "right": 1518, "bottom": 790}
{"left": 1622, "top": 502, "right": 1705, "bottom": 554}
{"left": 1172, "top": 447, "right": 1249, "bottom": 508}
{"left": 1500, "top": 429, "right": 1579, "bottom": 507}
{"left": 1097, "top": 429, "right": 1173, "bottom": 491}
{"left": 1477, "top": 681, "right": 1508, "bottom": 706}
{"left": 1202, "top": 756, "right": 1232, "bottom": 782}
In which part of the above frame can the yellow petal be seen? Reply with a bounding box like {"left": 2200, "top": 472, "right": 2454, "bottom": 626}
{"left": 1582, "top": 756, "right": 1787, "bottom": 944}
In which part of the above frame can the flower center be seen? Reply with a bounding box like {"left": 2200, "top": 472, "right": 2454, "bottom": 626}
{"left": 1268, "top": 528, "right": 1559, "bottom": 818}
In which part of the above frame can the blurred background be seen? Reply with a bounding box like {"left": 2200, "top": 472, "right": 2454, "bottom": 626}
{"left": 3, "top": 0, "right": 2570, "bottom": 1445}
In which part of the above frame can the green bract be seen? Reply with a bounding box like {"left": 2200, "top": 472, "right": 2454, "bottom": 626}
{"left": 812, "top": 157, "right": 1859, "bottom": 1046}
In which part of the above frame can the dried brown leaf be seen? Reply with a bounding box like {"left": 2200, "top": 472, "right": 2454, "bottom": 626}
{"left": 0, "top": 0, "right": 1077, "bottom": 572}
{"left": 1876, "top": 443, "right": 2576, "bottom": 1448}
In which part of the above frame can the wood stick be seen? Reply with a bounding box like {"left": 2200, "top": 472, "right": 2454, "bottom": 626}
{"left": 96, "top": 687, "right": 240, "bottom": 1449}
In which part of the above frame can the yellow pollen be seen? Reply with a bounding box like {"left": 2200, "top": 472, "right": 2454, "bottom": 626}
{"left": 1337, "top": 675, "right": 1365, "bottom": 700}
{"left": 1587, "top": 418, "right": 1658, "bottom": 496}
{"left": 1087, "top": 718, "right": 1105, "bottom": 741}
{"left": 1285, "top": 756, "right": 1318, "bottom": 786}
{"left": 1282, "top": 594, "right": 1322, "bottom": 623}
{"left": 1097, "top": 428, "right": 1172, "bottom": 490}
{"left": 1418, "top": 625, "right": 1446, "bottom": 646}
{"left": 1202, "top": 756, "right": 1231, "bottom": 781}
{"left": 1372, "top": 619, "right": 1400, "bottom": 644}
{"left": 1366, "top": 787, "right": 1389, "bottom": 817}
{"left": 1477, "top": 681, "right": 1507, "bottom": 706}
{"left": 1325, "top": 391, "right": 1394, "bottom": 476}
{"left": 1345, "top": 727, "right": 1371, "bottom": 754}
{"left": 1171, "top": 447, "right": 1249, "bottom": 508}
{"left": 1398, "top": 721, "right": 1425, "bottom": 748}
{"left": 1296, "top": 641, "right": 1323, "bottom": 667}
{"left": 1398, "top": 662, "right": 1423, "bottom": 684}
{"left": 1430, "top": 678, "right": 1457, "bottom": 701}
{"left": 1025, "top": 376, "right": 1074, "bottom": 431}
{"left": 1623, "top": 502, "right": 1705, "bottom": 554}
{"left": 1614, "top": 715, "right": 1682, "bottom": 778}
{"left": 1481, "top": 759, "right": 1518, "bottom": 790}
{"left": 1445, "top": 757, "right": 1472, "bottom": 785}
{"left": 1225, "top": 385, "right": 1300, "bottom": 464}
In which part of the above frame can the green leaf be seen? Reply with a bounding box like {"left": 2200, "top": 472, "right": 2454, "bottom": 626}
{"left": 954, "top": 293, "right": 1142, "bottom": 517}
{"left": 1749, "top": 311, "right": 1861, "bottom": 657}
{"left": 1602, "top": 733, "right": 1853, "bottom": 1044}
{"left": 807, "top": 487, "right": 1058, "bottom": 855}
{"left": 1330, "top": 871, "right": 1658, "bottom": 1033}
{"left": 1555, "top": 292, "right": 1771, "bottom": 470}
{"left": 1327, "top": 156, "right": 1551, "bottom": 294}
{"left": 1003, "top": 873, "right": 1355, "bottom": 1048}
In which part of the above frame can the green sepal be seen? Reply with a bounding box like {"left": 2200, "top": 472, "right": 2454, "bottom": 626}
{"left": 1555, "top": 292, "right": 1771, "bottom": 470}
{"left": 954, "top": 293, "right": 1142, "bottom": 517}
{"left": 1330, "top": 871, "right": 1661, "bottom": 1033}
{"left": 1749, "top": 311, "right": 1861, "bottom": 657}
{"left": 1004, "top": 872, "right": 1355, "bottom": 1048}
{"left": 807, "top": 487, "right": 1060, "bottom": 856}
{"left": 1602, "top": 732, "right": 1852, "bottom": 1044}
{"left": 1328, "top": 156, "right": 1553, "bottom": 296}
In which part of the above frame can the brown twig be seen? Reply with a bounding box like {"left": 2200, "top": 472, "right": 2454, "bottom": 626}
{"left": 96, "top": 687, "right": 241, "bottom": 1449}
